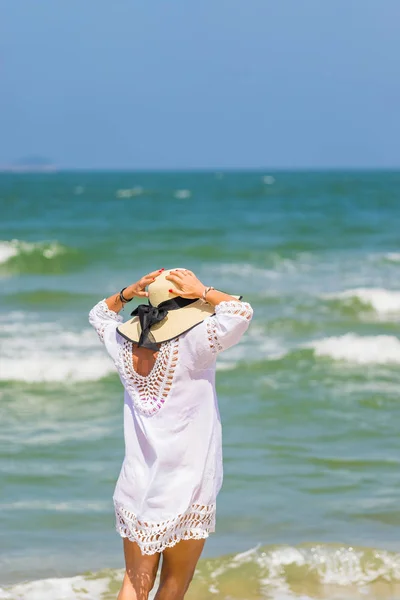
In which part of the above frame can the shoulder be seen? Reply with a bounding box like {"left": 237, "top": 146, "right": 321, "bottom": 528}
{"left": 214, "top": 300, "right": 253, "bottom": 321}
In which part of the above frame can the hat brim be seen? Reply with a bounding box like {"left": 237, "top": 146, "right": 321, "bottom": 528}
{"left": 116, "top": 295, "right": 241, "bottom": 345}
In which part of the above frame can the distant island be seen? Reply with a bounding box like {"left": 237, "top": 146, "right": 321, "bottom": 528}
{"left": 0, "top": 156, "right": 57, "bottom": 173}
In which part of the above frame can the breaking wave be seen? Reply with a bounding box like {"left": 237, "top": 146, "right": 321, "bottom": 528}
{"left": 307, "top": 333, "right": 400, "bottom": 365}
{"left": 0, "top": 543, "right": 399, "bottom": 599}
{"left": 325, "top": 287, "right": 400, "bottom": 316}
{"left": 0, "top": 239, "right": 83, "bottom": 275}
{"left": 0, "top": 313, "right": 115, "bottom": 382}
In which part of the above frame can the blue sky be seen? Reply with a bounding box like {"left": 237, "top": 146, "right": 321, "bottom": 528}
{"left": 1, "top": 1, "right": 399, "bottom": 169}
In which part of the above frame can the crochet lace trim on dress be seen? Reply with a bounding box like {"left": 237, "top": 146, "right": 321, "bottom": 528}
{"left": 207, "top": 300, "right": 253, "bottom": 354}
{"left": 113, "top": 499, "right": 216, "bottom": 554}
{"left": 88, "top": 299, "right": 123, "bottom": 343}
{"left": 215, "top": 300, "right": 253, "bottom": 321}
{"left": 206, "top": 319, "right": 223, "bottom": 354}
{"left": 119, "top": 337, "right": 179, "bottom": 416}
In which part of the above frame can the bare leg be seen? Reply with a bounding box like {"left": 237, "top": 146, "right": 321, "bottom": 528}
{"left": 117, "top": 538, "right": 161, "bottom": 600}
{"left": 154, "top": 539, "right": 206, "bottom": 600}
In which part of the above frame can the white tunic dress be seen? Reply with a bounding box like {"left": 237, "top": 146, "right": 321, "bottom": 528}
{"left": 89, "top": 298, "right": 253, "bottom": 554}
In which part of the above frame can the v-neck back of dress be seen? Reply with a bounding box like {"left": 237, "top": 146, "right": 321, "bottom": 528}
{"left": 118, "top": 337, "right": 180, "bottom": 416}
{"left": 130, "top": 343, "right": 161, "bottom": 379}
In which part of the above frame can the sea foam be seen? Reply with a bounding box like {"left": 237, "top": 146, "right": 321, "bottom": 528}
{"left": 1, "top": 543, "right": 399, "bottom": 600}
{"left": 0, "top": 241, "right": 19, "bottom": 263}
{"left": 0, "top": 574, "right": 111, "bottom": 600}
{"left": 308, "top": 333, "right": 400, "bottom": 365}
{"left": 325, "top": 287, "right": 400, "bottom": 315}
{"left": 384, "top": 252, "right": 400, "bottom": 263}
{"left": 1, "top": 314, "right": 116, "bottom": 383}
{"left": 211, "top": 262, "right": 279, "bottom": 280}
{"left": 0, "top": 499, "right": 109, "bottom": 512}
{"left": 0, "top": 239, "right": 66, "bottom": 264}
{"left": 1, "top": 355, "right": 114, "bottom": 383}
{"left": 174, "top": 189, "right": 192, "bottom": 199}
{"left": 115, "top": 186, "right": 143, "bottom": 198}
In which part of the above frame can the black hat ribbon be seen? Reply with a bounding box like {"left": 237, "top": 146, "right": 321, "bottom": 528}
{"left": 130, "top": 296, "right": 197, "bottom": 351}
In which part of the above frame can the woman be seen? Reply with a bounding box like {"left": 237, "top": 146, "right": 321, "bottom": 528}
{"left": 89, "top": 268, "right": 253, "bottom": 600}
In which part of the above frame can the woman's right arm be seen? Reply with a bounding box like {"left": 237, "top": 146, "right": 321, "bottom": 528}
{"left": 165, "top": 269, "right": 238, "bottom": 306}
{"left": 166, "top": 269, "right": 254, "bottom": 364}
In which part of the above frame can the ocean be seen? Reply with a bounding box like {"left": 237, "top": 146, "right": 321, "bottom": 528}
{"left": 0, "top": 170, "right": 399, "bottom": 599}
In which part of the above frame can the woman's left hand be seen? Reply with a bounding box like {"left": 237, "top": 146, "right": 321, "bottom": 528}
{"left": 165, "top": 269, "right": 206, "bottom": 299}
{"left": 125, "top": 269, "right": 164, "bottom": 299}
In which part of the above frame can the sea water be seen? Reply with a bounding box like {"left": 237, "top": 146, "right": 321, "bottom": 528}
{"left": 0, "top": 171, "right": 400, "bottom": 599}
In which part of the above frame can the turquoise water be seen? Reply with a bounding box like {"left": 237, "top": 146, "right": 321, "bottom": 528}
{"left": 1, "top": 171, "right": 400, "bottom": 599}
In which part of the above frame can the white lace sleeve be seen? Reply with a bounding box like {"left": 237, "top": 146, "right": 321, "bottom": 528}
{"left": 182, "top": 300, "right": 253, "bottom": 369}
{"left": 88, "top": 299, "right": 124, "bottom": 361}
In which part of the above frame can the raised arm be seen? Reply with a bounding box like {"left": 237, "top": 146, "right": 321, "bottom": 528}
{"left": 88, "top": 270, "right": 163, "bottom": 358}
{"left": 165, "top": 268, "right": 239, "bottom": 306}
{"left": 102, "top": 269, "right": 164, "bottom": 314}
{"left": 166, "top": 269, "right": 253, "bottom": 367}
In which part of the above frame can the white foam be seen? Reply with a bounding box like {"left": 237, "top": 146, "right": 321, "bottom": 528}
{"left": 1, "top": 353, "right": 114, "bottom": 383}
{"left": 0, "top": 314, "right": 116, "bottom": 382}
{"left": 0, "top": 241, "right": 19, "bottom": 263}
{"left": 216, "top": 361, "right": 238, "bottom": 371}
{"left": 1, "top": 544, "right": 400, "bottom": 600}
{"left": 116, "top": 186, "right": 143, "bottom": 198}
{"left": 0, "top": 500, "right": 109, "bottom": 512}
{"left": 262, "top": 175, "right": 275, "bottom": 185}
{"left": 207, "top": 543, "right": 400, "bottom": 597}
{"left": 0, "top": 239, "right": 66, "bottom": 265}
{"left": 1, "top": 419, "right": 113, "bottom": 446}
{"left": 211, "top": 262, "right": 279, "bottom": 279}
{"left": 174, "top": 189, "right": 191, "bottom": 199}
{"left": 308, "top": 333, "right": 400, "bottom": 365}
{"left": 260, "top": 339, "right": 288, "bottom": 360}
{"left": 384, "top": 252, "right": 400, "bottom": 262}
{"left": 0, "top": 573, "right": 111, "bottom": 600}
{"left": 231, "top": 545, "right": 260, "bottom": 564}
{"left": 326, "top": 288, "right": 400, "bottom": 315}
{"left": 258, "top": 544, "right": 400, "bottom": 590}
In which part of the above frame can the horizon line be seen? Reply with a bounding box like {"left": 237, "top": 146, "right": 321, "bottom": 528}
{"left": 1, "top": 166, "right": 399, "bottom": 173}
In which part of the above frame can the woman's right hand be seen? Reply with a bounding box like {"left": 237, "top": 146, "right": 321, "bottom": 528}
{"left": 166, "top": 268, "right": 240, "bottom": 307}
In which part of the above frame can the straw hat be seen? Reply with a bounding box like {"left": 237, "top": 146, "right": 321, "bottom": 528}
{"left": 116, "top": 268, "right": 240, "bottom": 347}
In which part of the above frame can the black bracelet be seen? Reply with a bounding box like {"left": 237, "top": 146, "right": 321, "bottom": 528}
{"left": 119, "top": 287, "right": 133, "bottom": 303}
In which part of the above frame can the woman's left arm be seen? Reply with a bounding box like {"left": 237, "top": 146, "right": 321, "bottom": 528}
{"left": 103, "top": 269, "right": 163, "bottom": 313}
{"left": 88, "top": 270, "right": 163, "bottom": 353}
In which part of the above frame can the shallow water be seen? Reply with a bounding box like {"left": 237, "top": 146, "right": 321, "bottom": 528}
{"left": 1, "top": 170, "right": 400, "bottom": 598}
